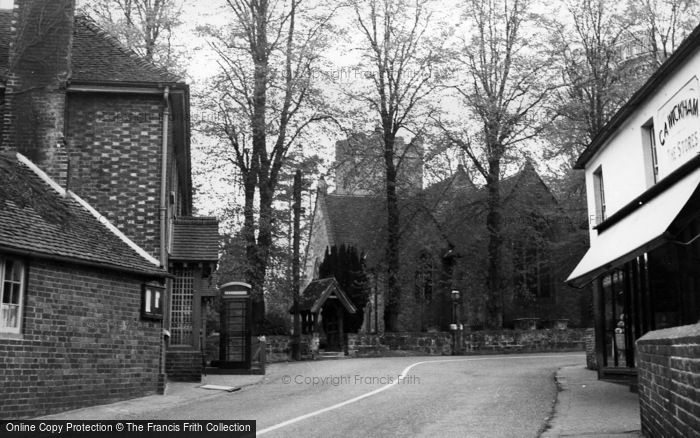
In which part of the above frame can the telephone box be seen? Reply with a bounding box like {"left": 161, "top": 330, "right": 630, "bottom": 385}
{"left": 213, "top": 281, "right": 251, "bottom": 369}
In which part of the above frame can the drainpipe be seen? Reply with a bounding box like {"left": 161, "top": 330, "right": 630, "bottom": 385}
{"left": 159, "top": 86, "right": 170, "bottom": 390}
{"left": 161, "top": 86, "right": 170, "bottom": 268}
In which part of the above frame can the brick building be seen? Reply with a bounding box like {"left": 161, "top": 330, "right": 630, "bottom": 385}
{"left": 0, "top": 151, "right": 168, "bottom": 418}
{"left": 304, "top": 133, "right": 589, "bottom": 334}
{"left": 0, "top": 0, "right": 219, "bottom": 416}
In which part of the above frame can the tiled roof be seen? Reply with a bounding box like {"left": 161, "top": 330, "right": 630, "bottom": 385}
{"left": 170, "top": 217, "right": 219, "bottom": 261}
{"left": 325, "top": 195, "right": 387, "bottom": 257}
{"left": 0, "top": 10, "right": 181, "bottom": 84}
{"left": 0, "top": 152, "right": 167, "bottom": 277}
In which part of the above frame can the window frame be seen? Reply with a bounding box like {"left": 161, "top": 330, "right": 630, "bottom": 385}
{"left": 642, "top": 119, "right": 659, "bottom": 185}
{"left": 142, "top": 283, "right": 165, "bottom": 320}
{"left": 593, "top": 166, "right": 606, "bottom": 225}
{"left": 0, "top": 257, "right": 26, "bottom": 335}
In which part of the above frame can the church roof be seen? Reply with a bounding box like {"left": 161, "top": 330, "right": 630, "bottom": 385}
{"left": 0, "top": 152, "right": 167, "bottom": 277}
{"left": 0, "top": 10, "right": 181, "bottom": 85}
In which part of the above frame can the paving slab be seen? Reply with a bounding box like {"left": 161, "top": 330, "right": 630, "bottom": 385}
{"left": 541, "top": 365, "right": 641, "bottom": 437}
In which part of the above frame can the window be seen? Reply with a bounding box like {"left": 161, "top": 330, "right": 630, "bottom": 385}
{"left": 513, "top": 241, "right": 552, "bottom": 300}
{"left": 593, "top": 166, "right": 606, "bottom": 225}
{"left": 414, "top": 252, "right": 433, "bottom": 304}
{"left": 142, "top": 283, "right": 164, "bottom": 320}
{"left": 1, "top": 258, "right": 25, "bottom": 334}
{"left": 171, "top": 266, "right": 194, "bottom": 345}
{"left": 642, "top": 120, "right": 659, "bottom": 185}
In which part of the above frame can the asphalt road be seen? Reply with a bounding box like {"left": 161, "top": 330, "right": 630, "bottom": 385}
{"left": 128, "top": 352, "right": 584, "bottom": 438}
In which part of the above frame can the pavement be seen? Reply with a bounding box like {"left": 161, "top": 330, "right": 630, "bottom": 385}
{"left": 39, "top": 373, "right": 267, "bottom": 421}
{"left": 38, "top": 358, "right": 643, "bottom": 437}
{"left": 541, "top": 365, "right": 642, "bottom": 437}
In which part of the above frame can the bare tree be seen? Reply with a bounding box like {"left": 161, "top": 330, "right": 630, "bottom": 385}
{"left": 434, "top": 0, "right": 552, "bottom": 328}
{"left": 348, "top": 0, "right": 442, "bottom": 331}
{"left": 197, "top": 0, "right": 334, "bottom": 332}
{"left": 628, "top": 0, "right": 700, "bottom": 66}
{"left": 80, "top": 0, "right": 183, "bottom": 72}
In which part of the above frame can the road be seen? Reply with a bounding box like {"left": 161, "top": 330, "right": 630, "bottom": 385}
{"left": 130, "top": 352, "right": 584, "bottom": 438}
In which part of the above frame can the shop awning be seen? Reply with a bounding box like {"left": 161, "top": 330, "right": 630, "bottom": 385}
{"left": 567, "top": 167, "right": 700, "bottom": 287}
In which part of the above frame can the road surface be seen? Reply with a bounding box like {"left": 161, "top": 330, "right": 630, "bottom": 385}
{"left": 130, "top": 353, "right": 584, "bottom": 438}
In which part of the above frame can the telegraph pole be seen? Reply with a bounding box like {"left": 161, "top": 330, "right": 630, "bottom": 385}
{"left": 292, "top": 169, "right": 302, "bottom": 360}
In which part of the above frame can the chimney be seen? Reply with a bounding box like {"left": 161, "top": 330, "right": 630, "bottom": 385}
{"left": 2, "top": 0, "right": 75, "bottom": 187}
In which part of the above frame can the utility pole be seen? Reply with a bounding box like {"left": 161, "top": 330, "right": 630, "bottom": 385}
{"left": 292, "top": 169, "right": 302, "bottom": 360}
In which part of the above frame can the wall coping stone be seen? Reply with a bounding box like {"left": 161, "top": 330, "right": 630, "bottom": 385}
{"left": 637, "top": 322, "right": 700, "bottom": 343}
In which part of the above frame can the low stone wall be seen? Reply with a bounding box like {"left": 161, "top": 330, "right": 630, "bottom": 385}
{"left": 347, "top": 332, "right": 452, "bottom": 357}
{"left": 266, "top": 335, "right": 314, "bottom": 362}
{"left": 637, "top": 323, "right": 700, "bottom": 437}
{"left": 265, "top": 328, "right": 587, "bottom": 362}
{"left": 462, "top": 328, "right": 587, "bottom": 353}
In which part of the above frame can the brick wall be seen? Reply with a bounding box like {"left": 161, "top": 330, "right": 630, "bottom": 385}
{"left": 637, "top": 323, "right": 700, "bottom": 438}
{"left": 585, "top": 328, "right": 597, "bottom": 370}
{"left": 66, "top": 93, "right": 164, "bottom": 258}
{"left": 0, "top": 260, "right": 163, "bottom": 419}
{"left": 165, "top": 347, "right": 202, "bottom": 382}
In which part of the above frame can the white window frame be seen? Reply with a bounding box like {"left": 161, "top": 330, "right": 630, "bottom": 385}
{"left": 0, "top": 257, "right": 25, "bottom": 335}
{"left": 593, "top": 166, "right": 606, "bottom": 224}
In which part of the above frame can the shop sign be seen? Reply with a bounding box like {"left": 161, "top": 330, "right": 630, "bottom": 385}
{"left": 655, "top": 76, "right": 700, "bottom": 179}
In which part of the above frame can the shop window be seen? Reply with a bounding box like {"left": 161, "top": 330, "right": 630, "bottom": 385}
{"left": 593, "top": 166, "right": 606, "bottom": 225}
{"left": 0, "top": 258, "right": 25, "bottom": 334}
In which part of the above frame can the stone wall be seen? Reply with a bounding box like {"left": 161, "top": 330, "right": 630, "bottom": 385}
{"left": 0, "top": 260, "right": 162, "bottom": 419}
{"left": 266, "top": 334, "right": 314, "bottom": 362}
{"left": 637, "top": 323, "right": 700, "bottom": 437}
{"left": 348, "top": 332, "right": 452, "bottom": 357}
{"left": 462, "top": 328, "right": 587, "bottom": 353}
{"left": 265, "top": 328, "right": 588, "bottom": 362}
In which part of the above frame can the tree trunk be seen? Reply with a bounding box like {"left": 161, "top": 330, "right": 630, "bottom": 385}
{"left": 485, "top": 158, "right": 504, "bottom": 329}
{"left": 383, "top": 131, "right": 401, "bottom": 332}
{"left": 247, "top": 0, "right": 269, "bottom": 334}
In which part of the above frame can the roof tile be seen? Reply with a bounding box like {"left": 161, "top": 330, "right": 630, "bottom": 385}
{"left": 0, "top": 152, "right": 167, "bottom": 276}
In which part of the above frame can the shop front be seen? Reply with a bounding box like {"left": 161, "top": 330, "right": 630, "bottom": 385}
{"left": 568, "top": 159, "right": 700, "bottom": 379}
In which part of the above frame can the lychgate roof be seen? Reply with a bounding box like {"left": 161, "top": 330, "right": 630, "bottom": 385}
{"left": 293, "top": 277, "right": 357, "bottom": 314}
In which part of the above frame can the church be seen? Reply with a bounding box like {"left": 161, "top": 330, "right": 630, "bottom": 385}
{"left": 303, "top": 131, "right": 590, "bottom": 337}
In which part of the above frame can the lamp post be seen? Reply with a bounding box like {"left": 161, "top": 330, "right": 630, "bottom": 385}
{"left": 451, "top": 289, "right": 461, "bottom": 355}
